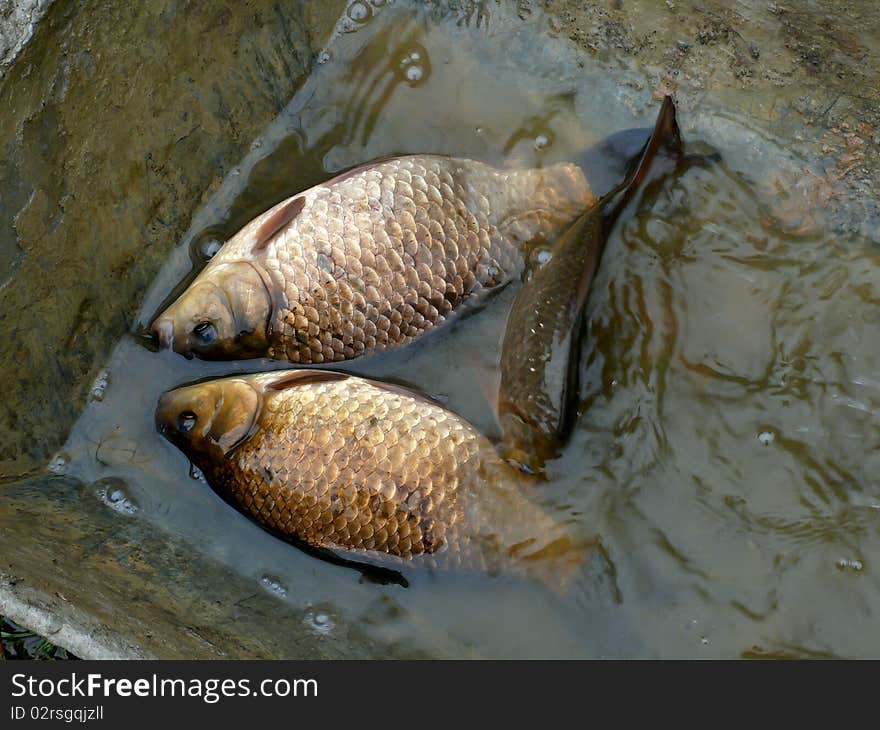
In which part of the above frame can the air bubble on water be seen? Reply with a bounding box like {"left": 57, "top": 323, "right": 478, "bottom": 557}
{"left": 95, "top": 478, "right": 139, "bottom": 516}
{"left": 757, "top": 430, "right": 775, "bottom": 446}
{"left": 199, "top": 238, "right": 222, "bottom": 260}
{"left": 534, "top": 134, "right": 550, "bottom": 150}
{"left": 189, "top": 463, "right": 206, "bottom": 482}
{"left": 89, "top": 369, "right": 110, "bottom": 401}
{"left": 836, "top": 558, "right": 864, "bottom": 572}
{"left": 48, "top": 453, "right": 69, "bottom": 474}
{"left": 534, "top": 249, "right": 553, "bottom": 265}
{"left": 229, "top": 168, "right": 240, "bottom": 177}
{"left": 317, "top": 49, "right": 332, "bottom": 65}
{"left": 397, "top": 46, "right": 429, "bottom": 86}
{"left": 347, "top": 1, "right": 371, "bottom": 22}
{"left": 304, "top": 608, "right": 336, "bottom": 635}
{"left": 475, "top": 126, "right": 484, "bottom": 135}
{"left": 260, "top": 575, "right": 288, "bottom": 598}
{"left": 700, "top": 636, "right": 710, "bottom": 645}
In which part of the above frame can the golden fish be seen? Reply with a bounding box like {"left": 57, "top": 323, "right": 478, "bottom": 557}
{"left": 152, "top": 155, "right": 594, "bottom": 362}
{"left": 498, "top": 96, "right": 684, "bottom": 472}
{"left": 155, "top": 370, "right": 583, "bottom": 578}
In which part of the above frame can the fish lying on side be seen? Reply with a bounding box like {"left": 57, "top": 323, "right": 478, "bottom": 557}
{"left": 152, "top": 156, "right": 595, "bottom": 363}
{"left": 498, "top": 96, "right": 684, "bottom": 472}
{"left": 155, "top": 370, "right": 584, "bottom": 581}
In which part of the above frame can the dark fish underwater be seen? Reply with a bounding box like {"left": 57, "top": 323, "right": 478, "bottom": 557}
{"left": 498, "top": 96, "right": 685, "bottom": 473}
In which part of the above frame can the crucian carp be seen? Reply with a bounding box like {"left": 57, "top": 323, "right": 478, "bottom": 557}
{"left": 152, "top": 156, "right": 594, "bottom": 363}
{"left": 156, "top": 370, "right": 584, "bottom": 581}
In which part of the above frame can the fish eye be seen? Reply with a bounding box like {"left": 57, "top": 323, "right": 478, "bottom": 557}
{"left": 177, "top": 411, "right": 197, "bottom": 433}
{"left": 192, "top": 321, "right": 216, "bottom": 345}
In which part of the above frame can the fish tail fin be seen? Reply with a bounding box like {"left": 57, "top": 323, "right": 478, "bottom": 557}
{"left": 603, "top": 95, "right": 683, "bottom": 225}
{"left": 530, "top": 534, "right": 622, "bottom": 610}
{"left": 514, "top": 530, "right": 587, "bottom": 595}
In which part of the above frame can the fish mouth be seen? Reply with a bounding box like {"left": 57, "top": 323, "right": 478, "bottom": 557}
{"left": 154, "top": 391, "right": 182, "bottom": 440}
{"left": 152, "top": 318, "right": 174, "bottom": 349}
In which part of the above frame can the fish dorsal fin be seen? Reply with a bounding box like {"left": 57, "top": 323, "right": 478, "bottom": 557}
{"left": 326, "top": 158, "right": 386, "bottom": 185}
{"left": 363, "top": 378, "right": 448, "bottom": 409}
{"left": 252, "top": 197, "right": 305, "bottom": 253}
{"left": 265, "top": 369, "right": 349, "bottom": 391}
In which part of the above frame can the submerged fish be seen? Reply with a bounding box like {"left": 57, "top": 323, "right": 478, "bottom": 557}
{"left": 498, "top": 97, "right": 683, "bottom": 471}
{"left": 152, "top": 156, "right": 594, "bottom": 363}
{"left": 155, "top": 370, "right": 583, "bottom": 579}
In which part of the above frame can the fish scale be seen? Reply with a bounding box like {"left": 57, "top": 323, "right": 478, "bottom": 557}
{"left": 220, "top": 378, "right": 483, "bottom": 560}
{"left": 159, "top": 372, "right": 583, "bottom": 577}
{"left": 159, "top": 154, "right": 593, "bottom": 363}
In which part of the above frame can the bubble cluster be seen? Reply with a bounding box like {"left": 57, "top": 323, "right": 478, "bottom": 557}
{"left": 259, "top": 575, "right": 289, "bottom": 597}
{"left": 397, "top": 46, "right": 429, "bottom": 87}
{"left": 95, "top": 477, "right": 139, "bottom": 516}
{"left": 89, "top": 369, "right": 110, "bottom": 401}
{"left": 836, "top": 558, "right": 864, "bottom": 572}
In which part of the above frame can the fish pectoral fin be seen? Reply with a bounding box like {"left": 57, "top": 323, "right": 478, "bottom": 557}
{"left": 252, "top": 196, "right": 306, "bottom": 253}
{"left": 265, "top": 369, "right": 348, "bottom": 391}
{"left": 496, "top": 207, "right": 574, "bottom": 248}
{"left": 294, "top": 540, "right": 411, "bottom": 587}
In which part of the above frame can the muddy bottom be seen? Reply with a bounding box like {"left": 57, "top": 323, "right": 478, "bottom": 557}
{"left": 5, "top": 0, "right": 880, "bottom": 658}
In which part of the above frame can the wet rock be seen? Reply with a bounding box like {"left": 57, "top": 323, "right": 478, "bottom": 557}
{"left": 0, "top": 0, "right": 345, "bottom": 480}
{"left": 0, "top": 0, "right": 52, "bottom": 78}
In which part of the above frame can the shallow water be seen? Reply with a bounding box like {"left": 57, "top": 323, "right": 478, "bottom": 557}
{"left": 47, "top": 1, "right": 880, "bottom": 657}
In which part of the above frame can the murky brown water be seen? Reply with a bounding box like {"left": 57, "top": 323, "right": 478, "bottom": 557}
{"left": 30, "top": 1, "right": 880, "bottom": 657}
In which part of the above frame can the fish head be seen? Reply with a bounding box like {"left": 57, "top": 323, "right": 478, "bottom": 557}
{"left": 155, "top": 378, "right": 261, "bottom": 462}
{"left": 151, "top": 262, "right": 272, "bottom": 359}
